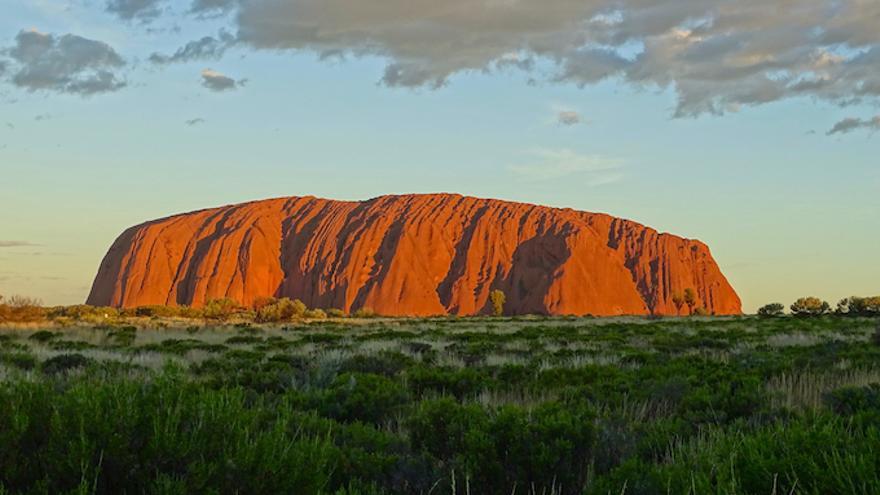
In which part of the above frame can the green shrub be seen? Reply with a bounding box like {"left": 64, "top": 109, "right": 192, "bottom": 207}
{"left": 41, "top": 354, "right": 92, "bottom": 374}
{"left": 256, "top": 298, "right": 307, "bottom": 322}
{"left": 757, "top": 302, "right": 785, "bottom": 317}
{"left": 316, "top": 373, "right": 409, "bottom": 425}
{"left": 202, "top": 298, "right": 240, "bottom": 320}
{"left": 791, "top": 297, "right": 830, "bottom": 316}
{"left": 28, "top": 330, "right": 59, "bottom": 343}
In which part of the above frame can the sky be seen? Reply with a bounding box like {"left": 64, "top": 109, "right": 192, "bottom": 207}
{"left": 0, "top": 0, "right": 878, "bottom": 313}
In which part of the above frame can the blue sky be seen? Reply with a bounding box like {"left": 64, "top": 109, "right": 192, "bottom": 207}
{"left": 0, "top": 0, "right": 878, "bottom": 312}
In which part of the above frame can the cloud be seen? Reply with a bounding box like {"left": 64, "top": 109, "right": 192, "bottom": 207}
{"left": 557, "top": 110, "right": 582, "bottom": 126}
{"left": 185, "top": 117, "right": 205, "bottom": 126}
{"left": 826, "top": 115, "right": 880, "bottom": 135}
{"left": 5, "top": 29, "right": 126, "bottom": 96}
{"left": 0, "top": 241, "right": 38, "bottom": 248}
{"left": 106, "top": 0, "right": 164, "bottom": 22}
{"left": 228, "top": 0, "right": 880, "bottom": 116}
{"left": 149, "top": 31, "right": 235, "bottom": 64}
{"left": 190, "top": 0, "right": 238, "bottom": 14}
{"left": 200, "top": 68, "right": 241, "bottom": 91}
{"left": 4, "top": 123, "right": 13, "bottom": 130}
{"left": 34, "top": 113, "right": 51, "bottom": 121}
{"left": 509, "top": 149, "right": 622, "bottom": 184}
{"left": 0, "top": 60, "right": 6, "bottom": 76}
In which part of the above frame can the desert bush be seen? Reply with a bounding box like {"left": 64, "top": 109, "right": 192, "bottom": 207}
{"left": 352, "top": 308, "right": 377, "bottom": 318}
{"left": 589, "top": 415, "right": 880, "bottom": 495}
{"left": 489, "top": 290, "right": 505, "bottom": 316}
{"left": 837, "top": 296, "right": 880, "bottom": 316}
{"left": 326, "top": 308, "right": 346, "bottom": 318}
{"left": 757, "top": 302, "right": 785, "bottom": 317}
{"left": 317, "top": 373, "right": 409, "bottom": 424}
{"left": 791, "top": 297, "right": 831, "bottom": 316}
{"left": 0, "top": 376, "right": 339, "bottom": 494}
{"left": 256, "top": 298, "right": 307, "bottom": 322}
{"left": 41, "top": 353, "right": 92, "bottom": 374}
{"left": 305, "top": 308, "right": 328, "bottom": 320}
{"left": 683, "top": 288, "right": 697, "bottom": 314}
{"left": 408, "top": 398, "right": 596, "bottom": 494}
{"left": 202, "top": 298, "right": 239, "bottom": 320}
{"left": 28, "top": 330, "right": 59, "bottom": 343}
{"left": 54, "top": 304, "right": 119, "bottom": 320}
{"left": 0, "top": 295, "right": 44, "bottom": 322}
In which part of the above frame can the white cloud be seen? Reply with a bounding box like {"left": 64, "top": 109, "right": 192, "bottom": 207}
{"left": 509, "top": 149, "right": 622, "bottom": 184}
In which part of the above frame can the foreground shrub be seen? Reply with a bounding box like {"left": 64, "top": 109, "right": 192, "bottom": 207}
{"left": 0, "top": 375, "right": 338, "bottom": 494}
{"left": 589, "top": 415, "right": 880, "bottom": 495}
{"left": 41, "top": 353, "right": 92, "bottom": 375}
{"left": 408, "top": 398, "right": 596, "bottom": 495}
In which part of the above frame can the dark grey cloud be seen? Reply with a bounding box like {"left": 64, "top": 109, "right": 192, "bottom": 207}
{"left": 557, "top": 110, "right": 582, "bottom": 126}
{"left": 0, "top": 60, "right": 7, "bottom": 76}
{"left": 200, "top": 68, "right": 240, "bottom": 91}
{"left": 106, "top": 0, "right": 164, "bottom": 22}
{"left": 826, "top": 116, "right": 880, "bottom": 135}
{"left": 0, "top": 241, "right": 38, "bottom": 248}
{"left": 6, "top": 29, "right": 126, "bottom": 96}
{"left": 185, "top": 117, "right": 205, "bottom": 126}
{"left": 148, "top": 31, "right": 234, "bottom": 64}
{"left": 228, "top": 0, "right": 880, "bottom": 116}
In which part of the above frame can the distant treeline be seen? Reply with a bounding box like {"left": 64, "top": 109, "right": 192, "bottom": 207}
{"left": 758, "top": 296, "right": 880, "bottom": 317}
{"left": 0, "top": 295, "right": 374, "bottom": 324}
{"left": 2, "top": 294, "right": 879, "bottom": 324}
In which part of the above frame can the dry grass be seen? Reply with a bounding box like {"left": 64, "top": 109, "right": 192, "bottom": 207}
{"left": 767, "top": 367, "right": 880, "bottom": 411}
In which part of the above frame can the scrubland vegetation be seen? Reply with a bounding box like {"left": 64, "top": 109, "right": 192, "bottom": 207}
{"left": 1, "top": 296, "right": 880, "bottom": 494}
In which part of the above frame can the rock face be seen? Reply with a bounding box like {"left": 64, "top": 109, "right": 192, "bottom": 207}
{"left": 87, "top": 194, "right": 741, "bottom": 316}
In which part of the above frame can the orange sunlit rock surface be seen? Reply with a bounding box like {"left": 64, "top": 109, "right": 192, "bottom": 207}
{"left": 87, "top": 194, "right": 741, "bottom": 315}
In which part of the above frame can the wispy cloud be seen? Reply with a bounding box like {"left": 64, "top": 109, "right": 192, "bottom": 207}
{"left": 185, "top": 117, "right": 205, "bottom": 126}
{"left": 106, "top": 0, "right": 165, "bottom": 22}
{"left": 826, "top": 115, "right": 880, "bottom": 136}
{"left": 0, "top": 240, "right": 39, "bottom": 248}
{"left": 149, "top": 31, "right": 235, "bottom": 65}
{"left": 509, "top": 149, "right": 622, "bottom": 185}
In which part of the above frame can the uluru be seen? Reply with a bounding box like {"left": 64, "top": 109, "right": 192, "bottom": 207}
{"left": 87, "top": 194, "right": 741, "bottom": 316}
